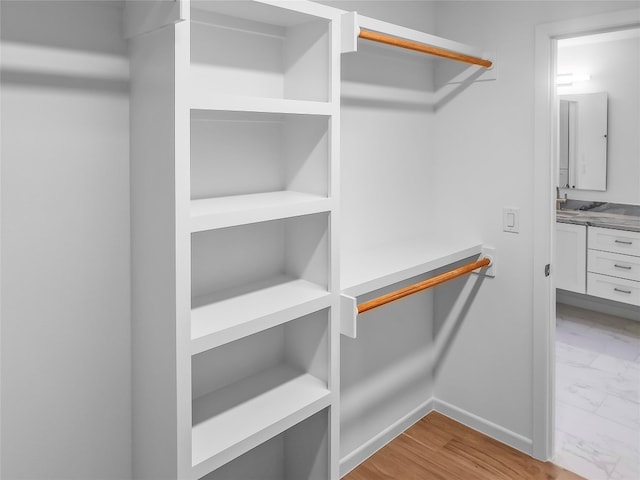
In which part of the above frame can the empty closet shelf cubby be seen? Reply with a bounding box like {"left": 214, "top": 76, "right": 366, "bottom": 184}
{"left": 190, "top": 109, "right": 332, "bottom": 232}
{"left": 190, "top": 2, "right": 332, "bottom": 106}
{"left": 191, "top": 214, "right": 332, "bottom": 354}
{"left": 191, "top": 310, "right": 331, "bottom": 478}
{"left": 197, "top": 409, "right": 330, "bottom": 480}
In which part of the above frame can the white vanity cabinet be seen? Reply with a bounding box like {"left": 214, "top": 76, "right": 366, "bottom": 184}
{"left": 556, "top": 221, "right": 640, "bottom": 305}
{"left": 587, "top": 226, "right": 640, "bottom": 306}
{"left": 555, "top": 222, "right": 587, "bottom": 294}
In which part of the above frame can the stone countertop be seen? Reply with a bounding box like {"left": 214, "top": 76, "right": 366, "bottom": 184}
{"left": 556, "top": 202, "right": 640, "bottom": 233}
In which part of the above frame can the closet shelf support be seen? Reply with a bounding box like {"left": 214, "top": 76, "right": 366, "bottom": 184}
{"left": 358, "top": 257, "right": 492, "bottom": 314}
{"left": 358, "top": 28, "right": 493, "bottom": 69}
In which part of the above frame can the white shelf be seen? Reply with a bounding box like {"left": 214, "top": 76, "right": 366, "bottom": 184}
{"left": 191, "top": 364, "right": 331, "bottom": 478}
{"left": 341, "top": 235, "right": 484, "bottom": 297}
{"left": 190, "top": 95, "right": 334, "bottom": 116}
{"left": 190, "top": 191, "right": 332, "bottom": 232}
{"left": 191, "top": 275, "right": 331, "bottom": 354}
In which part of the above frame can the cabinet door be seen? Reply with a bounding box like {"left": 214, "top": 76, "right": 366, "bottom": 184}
{"left": 555, "top": 223, "right": 587, "bottom": 294}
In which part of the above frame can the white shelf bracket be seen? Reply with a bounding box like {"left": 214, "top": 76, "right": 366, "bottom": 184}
{"left": 340, "top": 294, "right": 358, "bottom": 338}
{"left": 341, "top": 11, "right": 359, "bottom": 53}
{"left": 474, "top": 246, "right": 496, "bottom": 278}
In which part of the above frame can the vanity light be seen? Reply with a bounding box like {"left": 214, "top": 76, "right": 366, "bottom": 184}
{"left": 556, "top": 73, "right": 591, "bottom": 86}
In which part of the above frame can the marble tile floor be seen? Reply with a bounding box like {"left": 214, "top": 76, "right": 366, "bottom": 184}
{"left": 554, "top": 303, "right": 640, "bottom": 480}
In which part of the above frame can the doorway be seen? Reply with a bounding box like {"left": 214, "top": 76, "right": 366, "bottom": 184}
{"left": 533, "top": 6, "right": 640, "bottom": 471}
{"left": 553, "top": 27, "right": 640, "bottom": 479}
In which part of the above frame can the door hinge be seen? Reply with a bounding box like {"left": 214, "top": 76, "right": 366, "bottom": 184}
{"left": 545, "top": 264, "right": 550, "bottom": 277}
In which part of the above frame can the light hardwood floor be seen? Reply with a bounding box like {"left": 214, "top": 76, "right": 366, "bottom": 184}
{"left": 344, "top": 412, "right": 584, "bottom": 480}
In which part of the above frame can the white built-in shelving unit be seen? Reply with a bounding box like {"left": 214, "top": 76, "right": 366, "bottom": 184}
{"left": 129, "top": 1, "right": 493, "bottom": 478}
{"left": 129, "top": 0, "right": 340, "bottom": 478}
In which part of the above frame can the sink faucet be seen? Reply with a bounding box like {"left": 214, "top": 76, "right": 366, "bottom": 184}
{"left": 556, "top": 187, "right": 568, "bottom": 209}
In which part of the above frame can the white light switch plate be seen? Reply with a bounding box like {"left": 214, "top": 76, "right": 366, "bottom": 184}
{"left": 503, "top": 207, "right": 520, "bottom": 233}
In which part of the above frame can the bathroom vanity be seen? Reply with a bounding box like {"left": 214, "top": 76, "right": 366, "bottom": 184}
{"left": 556, "top": 202, "right": 640, "bottom": 306}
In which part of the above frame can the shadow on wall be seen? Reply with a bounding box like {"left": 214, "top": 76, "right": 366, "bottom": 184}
{"left": 340, "top": 288, "right": 433, "bottom": 456}
{"left": 432, "top": 257, "right": 488, "bottom": 376}
{"left": 1, "top": 1, "right": 129, "bottom": 93}
{"left": 1, "top": 70, "right": 129, "bottom": 93}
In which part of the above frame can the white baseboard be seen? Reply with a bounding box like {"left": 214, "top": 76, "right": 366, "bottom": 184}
{"left": 339, "top": 397, "right": 434, "bottom": 477}
{"left": 433, "top": 398, "right": 533, "bottom": 456}
{"left": 557, "top": 290, "right": 640, "bottom": 322}
{"left": 339, "top": 397, "right": 534, "bottom": 478}
{"left": 340, "top": 397, "right": 533, "bottom": 477}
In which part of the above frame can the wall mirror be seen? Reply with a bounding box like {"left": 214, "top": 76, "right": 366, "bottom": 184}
{"left": 558, "top": 92, "right": 608, "bottom": 191}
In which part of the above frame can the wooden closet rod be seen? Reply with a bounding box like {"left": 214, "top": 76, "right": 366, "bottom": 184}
{"left": 358, "top": 29, "right": 493, "bottom": 69}
{"left": 357, "top": 257, "right": 491, "bottom": 314}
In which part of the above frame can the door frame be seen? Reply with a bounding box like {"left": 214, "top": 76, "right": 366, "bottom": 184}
{"left": 532, "top": 8, "right": 640, "bottom": 461}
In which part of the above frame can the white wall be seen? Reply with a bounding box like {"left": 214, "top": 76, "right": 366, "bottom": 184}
{"left": 323, "top": 0, "right": 440, "bottom": 252}
{"left": 1, "top": 2, "right": 131, "bottom": 478}
{"left": 558, "top": 34, "right": 640, "bottom": 204}
{"left": 432, "top": 0, "right": 638, "bottom": 451}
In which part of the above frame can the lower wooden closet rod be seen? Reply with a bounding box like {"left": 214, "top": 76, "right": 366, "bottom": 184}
{"left": 358, "top": 29, "right": 493, "bottom": 69}
{"left": 358, "top": 257, "right": 491, "bottom": 314}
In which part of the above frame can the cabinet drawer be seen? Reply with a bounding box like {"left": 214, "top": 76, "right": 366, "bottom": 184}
{"left": 587, "top": 272, "right": 640, "bottom": 306}
{"left": 588, "top": 226, "right": 640, "bottom": 257}
{"left": 587, "top": 249, "right": 640, "bottom": 282}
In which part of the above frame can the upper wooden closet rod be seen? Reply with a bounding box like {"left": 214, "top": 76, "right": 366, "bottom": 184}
{"left": 358, "top": 28, "right": 493, "bottom": 69}
{"left": 358, "top": 257, "right": 491, "bottom": 314}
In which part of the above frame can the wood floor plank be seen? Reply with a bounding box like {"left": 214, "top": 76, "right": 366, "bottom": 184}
{"left": 344, "top": 412, "right": 584, "bottom": 480}
{"left": 346, "top": 436, "right": 451, "bottom": 480}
